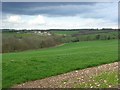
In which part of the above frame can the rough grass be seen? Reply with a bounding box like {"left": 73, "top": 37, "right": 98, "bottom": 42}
{"left": 75, "top": 71, "right": 118, "bottom": 88}
{"left": 2, "top": 40, "right": 118, "bottom": 88}
{"left": 0, "top": 54, "right": 2, "bottom": 89}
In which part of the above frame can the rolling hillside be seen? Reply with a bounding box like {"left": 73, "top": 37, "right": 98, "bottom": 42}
{"left": 2, "top": 40, "right": 118, "bottom": 88}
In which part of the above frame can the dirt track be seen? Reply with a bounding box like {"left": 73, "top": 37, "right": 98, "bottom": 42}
{"left": 13, "top": 62, "right": 118, "bottom": 88}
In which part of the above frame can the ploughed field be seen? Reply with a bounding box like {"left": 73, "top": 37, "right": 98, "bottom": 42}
{"left": 2, "top": 40, "right": 118, "bottom": 88}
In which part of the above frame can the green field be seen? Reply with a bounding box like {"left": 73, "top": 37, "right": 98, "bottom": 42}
{"left": 0, "top": 33, "right": 1, "bottom": 89}
{"left": 2, "top": 32, "right": 33, "bottom": 37}
{"left": 51, "top": 31, "right": 79, "bottom": 35}
{"left": 51, "top": 30, "right": 117, "bottom": 36}
{"left": 2, "top": 40, "right": 118, "bottom": 88}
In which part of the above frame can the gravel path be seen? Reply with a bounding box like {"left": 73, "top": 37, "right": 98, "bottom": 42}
{"left": 13, "top": 62, "right": 118, "bottom": 88}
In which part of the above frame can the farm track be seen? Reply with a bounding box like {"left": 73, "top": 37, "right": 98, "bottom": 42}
{"left": 13, "top": 62, "right": 119, "bottom": 88}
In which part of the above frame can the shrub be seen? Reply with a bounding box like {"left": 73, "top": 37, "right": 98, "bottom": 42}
{"left": 2, "top": 33, "right": 62, "bottom": 53}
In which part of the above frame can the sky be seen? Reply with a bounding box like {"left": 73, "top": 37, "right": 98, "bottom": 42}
{"left": 2, "top": 2, "right": 118, "bottom": 29}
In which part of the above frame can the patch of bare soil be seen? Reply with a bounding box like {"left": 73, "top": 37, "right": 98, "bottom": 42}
{"left": 12, "top": 62, "right": 118, "bottom": 88}
{"left": 55, "top": 43, "right": 64, "bottom": 47}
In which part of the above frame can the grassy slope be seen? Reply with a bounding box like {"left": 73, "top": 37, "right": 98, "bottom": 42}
{"left": 2, "top": 40, "right": 118, "bottom": 88}
{"left": 0, "top": 54, "right": 2, "bottom": 89}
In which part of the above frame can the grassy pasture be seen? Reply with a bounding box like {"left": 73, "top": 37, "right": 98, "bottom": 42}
{"left": 50, "top": 31, "right": 79, "bottom": 35}
{"left": 51, "top": 30, "right": 117, "bottom": 35}
{"left": 2, "top": 40, "right": 118, "bottom": 88}
{"left": 0, "top": 54, "right": 2, "bottom": 89}
{"left": 2, "top": 32, "right": 33, "bottom": 37}
{"left": 77, "top": 32, "right": 118, "bottom": 40}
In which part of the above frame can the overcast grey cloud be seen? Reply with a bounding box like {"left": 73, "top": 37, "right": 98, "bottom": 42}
{"left": 2, "top": 2, "right": 118, "bottom": 29}
{"left": 2, "top": 2, "right": 96, "bottom": 16}
{"left": 2, "top": 0, "right": 119, "bottom": 2}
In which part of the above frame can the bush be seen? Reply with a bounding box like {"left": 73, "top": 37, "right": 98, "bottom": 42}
{"left": 2, "top": 33, "right": 62, "bottom": 53}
